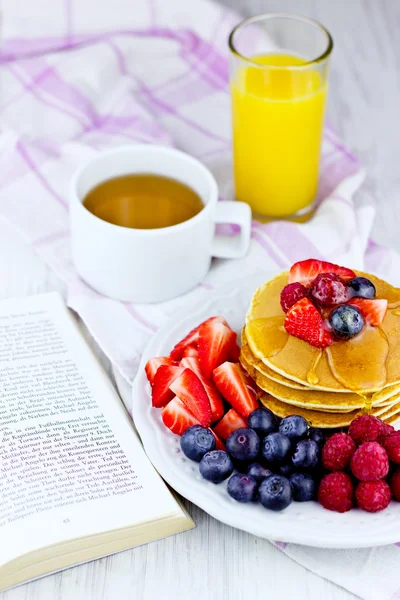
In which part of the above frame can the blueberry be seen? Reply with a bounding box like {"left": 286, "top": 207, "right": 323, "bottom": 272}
{"left": 248, "top": 463, "right": 273, "bottom": 482}
{"left": 279, "top": 415, "right": 309, "bottom": 442}
{"left": 259, "top": 475, "right": 293, "bottom": 511}
{"left": 347, "top": 276, "right": 376, "bottom": 299}
{"left": 180, "top": 425, "right": 215, "bottom": 462}
{"left": 261, "top": 432, "right": 291, "bottom": 465}
{"left": 290, "top": 472, "right": 316, "bottom": 501}
{"left": 226, "top": 428, "right": 260, "bottom": 461}
{"left": 199, "top": 450, "right": 234, "bottom": 483}
{"left": 292, "top": 439, "right": 320, "bottom": 470}
{"left": 279, "top": 463, "right": 295, "bottom": 477}
{"left": 227, "top": 473, "right": 258, "bottom": 502}
{"left": 232, "top": 459, "right": 251, "bottom": 473}
{"left": 248, "top": 408, "right": 277, "bottom": 437}
{"left": 329, "top": 305, "right": 364, "bottom": 339}
{"left": 308, "top": 427, "right": 325, "bottom": 448}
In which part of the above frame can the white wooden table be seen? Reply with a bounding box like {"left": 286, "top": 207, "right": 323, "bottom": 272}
{"left": 2, "top": 1, "right": 399, "bottom": 599}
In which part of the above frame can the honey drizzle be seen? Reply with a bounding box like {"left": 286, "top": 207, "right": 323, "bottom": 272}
{"left": 306, "top": 350, "right": 322, "bottom": 386}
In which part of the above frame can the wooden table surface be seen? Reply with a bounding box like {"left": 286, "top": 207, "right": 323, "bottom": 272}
{"left": 2, "top": 1, "right": 399, "bottom": 599}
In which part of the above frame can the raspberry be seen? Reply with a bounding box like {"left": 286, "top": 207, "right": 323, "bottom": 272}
{"left": 322, "top": 432, "right": 356, "bottom": 471}
{"left": 280, "top": 282, "right": 309, "bottom": 313}
{"left": 355, "top": 480, "right": 391, "bottom": 513}
{"left": 348, "top": 415, "right": 382, "bottom": 445}
{"left": 390, "top": 469, "right": 400, "bottom": 500}
{"left": 318, "top": 472, "right": 354, "bottom": 513}
{"left": 350, "top": 442, "right": 389, "bottom": 481}
{"left": 378, "top": 422, "right": 395, "bottom": 444}
{"left": 310, "top": 273, "right": 348, "bottom": 307}
{"left": 382, "top": 431, "right": 400, "bottom": 463}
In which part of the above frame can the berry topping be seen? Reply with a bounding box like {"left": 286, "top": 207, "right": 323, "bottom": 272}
{"left": 284, "top": 298, "right": 334, "bottom": 349}
{"left": 199, "top": 450, "right": 234, "bottom": 483}
{"left": 180, "top": 357, "right": 224, "bottom": 422}
{"left": 292, "top": 439, "right": 320, "bottom": 470}
{"left": 290, "top": 472, "right": 316, "bottom": 502}
{"left": 226, "top": 428, "right": 260, "bottom": 461}
{"left": 259, "top": 475, "right": 293, "bottom": 511}
{"left": 161, "top": 397, "right": 200, "bottom": 435}
{"left": 198, "top": 320, "right": 237, "bottom": 379}
{"left": 248, "top": 407, "right": 277, "bottom": 437}
{"left": 355, "top": 480, "right": 391, "bottom": 513}
{"left": 227, "top": 473, "right": 258, "bottom": 502}
{"left": 152, "top": 364, "right": 184, "bottom": 408}
{"left": 170, "top": 368, "right": 212, "bottom": 427}
{"left": 280, "top": 282, "right": 309, "bottom": 313}
{"left": 145, "top": 356, "right": 177, "bottom": 386}
{"left": 308, "top": 427, "right": 325, "bottom": 448}
{"left": 288, "top": 259, "right": 356, "bottom": 286}
{"left": 378, "top": 422, "right": 395, "bottom": 444}
{"left": 247, "top": 463, "right": 273, "bottom": 482}
{"left": 261, "top": 432, "right": 292, "bottom": 465}
{"left": 170, "top": 316, "right": 227, "bottom": 361}
{"left": 329, "top": 304, "right": 364, "bottom": 339}
{"left": 348, "top": 298, "right": 388, "bottom": 327}
{"left": 382, "top": 431, "right": 400, "bottom": 464}
{"left": 322, "top": 432, "right": 356, "bottom": 471}
{"left": 348, "top": 414, "right": 383, "bottom": 444}
{"left": 310, "top": 273, "right": 348, "bottom": 307}
{"left": 213, "top": 362, "right": 258, "bottom": 418}
{"left": 180, "top": 425, "right": 216, "bottom": 462}
{"left": 279, "top": 415, "right": 309, "bottom": 442}
{"left": 350, "top": 441, "right": 389, "bottom": 481}
{"left": 213, "top": 408, "right": 247, "bottom": 440}
{"left": 318, "top": 472, "right": 354, "bottom": 513}
{"left": 390, "top": 469, "right": 400, "bottom": 500}
{"left": 347, "top": 276, "right": 376, "bottom": 299}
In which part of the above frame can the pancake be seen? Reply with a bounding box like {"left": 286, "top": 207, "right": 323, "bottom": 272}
{"left": 245, "top": 270, "right": 400, "bottom": 394}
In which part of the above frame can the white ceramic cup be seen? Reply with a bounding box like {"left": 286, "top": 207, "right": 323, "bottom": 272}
{"left": 70, "top": 145, "right": 251, "bottom": 303}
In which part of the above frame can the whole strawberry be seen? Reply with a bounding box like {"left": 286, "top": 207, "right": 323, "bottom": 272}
{"left": 350, "top": 442, "right": 389, "bottom": 481}
{"left": 322, "top": 432, "right": 356, "bottom": 471}
{"left": 310, "top": 273, "right": 348, "bottom": 307}
{"left": 382, "top": 431, "right": 400, "bottom": 464}
{"left": 318, "top": 472, "right": 354, "bottom": 513}
{"left": 348, "top": 415, "right": 382, "bottom": 445}
{"left": 280, "top": 282, "right": 309, "bottom": 313}
{"left": 390, "top": 469, "right": 400, "bottom": 501}
{"left": 355, "top": 480, "right": 391, "bottom": 513}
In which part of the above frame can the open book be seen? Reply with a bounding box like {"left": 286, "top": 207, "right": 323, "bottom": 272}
{"left": 0, "top": 293, "right": 194, "bottom": 591}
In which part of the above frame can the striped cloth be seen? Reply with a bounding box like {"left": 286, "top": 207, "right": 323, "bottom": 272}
{"left": 1, "top": 1, "right": 400, "bottom": 598}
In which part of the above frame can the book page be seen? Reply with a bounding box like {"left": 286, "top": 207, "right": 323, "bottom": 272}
{"left": 0, "top": 293, "right": 183, "bottom": 567}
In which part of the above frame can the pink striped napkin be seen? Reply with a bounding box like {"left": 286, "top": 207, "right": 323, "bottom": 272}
{"left": 1, "top": 1, "right": 400, "bottom": 598}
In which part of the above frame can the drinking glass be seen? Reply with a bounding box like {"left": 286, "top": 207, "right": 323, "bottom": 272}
{"left": 229, "top": 13, "right": 333, "bottom": 219}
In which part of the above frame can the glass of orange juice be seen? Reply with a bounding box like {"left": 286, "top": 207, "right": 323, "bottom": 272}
{"left": 229, "top": 13, "right": 333, "bottom": 219}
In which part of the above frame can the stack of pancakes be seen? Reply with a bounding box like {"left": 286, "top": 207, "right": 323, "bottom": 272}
{"left": 240, "top": 271, "right": 400, "bottom": 428}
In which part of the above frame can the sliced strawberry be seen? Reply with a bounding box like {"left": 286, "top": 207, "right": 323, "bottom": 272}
{"left": 209, "top": 429, "right": 226, "bottom": 451}
{"left": 161, "top": 397, "right": 200, "bottom": 435}
{"left": 284, "top": 298, "right": 334, "bottom": 349}
{"left": 213, "top": 362, "right": 258, "bottom": 418}
{"left": 170, "top": 368, "right": 212, "bottom": 427}
{"left": 228, "top": 342, "right": 241, "bottom": 362}
{"left": 152, "top": 365, "right": 184, "bottom": 408}
{"left": 288, "top": 259, "right": 356, "bottom": 286}
{"left": 213, "top": 408, "right": 247, "bottom": 440}
{"left": 181, "top": 344, "right": 199, "bottom": 358}
{"left": 170, "top": 316, "right": 228, "bottom": 361}
{"left": 180, "top": 356, "right": 224, "bottom": 422}
{"left": 145, "top": 356, "right": 177, "bottom": 386}
{"left": 198, "top": 321, "right": 237, "bottom": 379}
{"left": 348, "top": 298, "right": 388, "bottom": 327}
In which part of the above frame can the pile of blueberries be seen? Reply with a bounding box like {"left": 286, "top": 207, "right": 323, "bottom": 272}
{"left": 180, "top": 408, "right": 325, "bottom": 511}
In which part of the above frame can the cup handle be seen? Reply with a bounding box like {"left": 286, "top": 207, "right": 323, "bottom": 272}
{"left": 211, "top": 201, "right": 251, "bottom": 259}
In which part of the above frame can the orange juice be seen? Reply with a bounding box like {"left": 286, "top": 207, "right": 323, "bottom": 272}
{"left": 231, "top": 53, "right": 327, "bottom": 218}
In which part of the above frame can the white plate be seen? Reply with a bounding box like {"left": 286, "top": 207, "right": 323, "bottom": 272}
{"left": 132, "top": 272, "right": 400, "bottom": 548}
